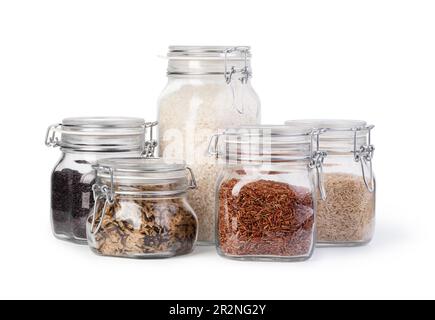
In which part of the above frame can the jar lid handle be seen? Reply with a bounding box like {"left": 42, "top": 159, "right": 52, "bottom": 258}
{"left": 224, "top": 47, "right": 251, "bottom": 85}
{"left": 90, "top": 184, "right": 114, "bottom": 235}
{"left": 207, "top": 133, "right": 222, "bottom": 159}
{"left": 142, "top": 121, "right": 159, "bottom": 158}
{"left": 186, "top": 167, "right": 198, "bottom": 190}
{"left": 309, "top": 130, "right": 328, "bottom": 201}
{"left": 45, "top": 123, "right": 62, "bottom": 148}
{"left": 224, "top": 47, "right": 251, "bottom": 115}
{"left": 353, "top": 125, "right": 375, "bottom": 192}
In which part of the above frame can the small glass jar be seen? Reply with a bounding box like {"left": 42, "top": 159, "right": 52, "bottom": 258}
{"left": 285, "top": 120, "right": 376, "bottom": 246}
{"left": 45, "top": 117, "right": 157, "bottom": 244}
{"left": 158, "top": 46, "right": 261, "bottom": 245}
{"left": 87, "top": 158, "right": 198, "bottom": 259}
{"left": 209, "top": 126, "right": 327, "bottom": 262}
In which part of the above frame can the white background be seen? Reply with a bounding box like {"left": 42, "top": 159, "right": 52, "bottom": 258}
{"left": 0, "top": 0, "right": 434, "bottom": 300}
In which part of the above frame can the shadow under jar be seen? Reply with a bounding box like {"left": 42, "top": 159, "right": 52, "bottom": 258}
{"left": 45, "top": 117, "right": 157, "bottom": 244}
{"left": 158, "top": 46, "right": 261, "bottom": 246}
{"left": 285, "top": 120, "right": 376, "bottom": 246}
{"left": 209, "top": 126, "right": 327, "bottom": 262}
{"left": 87, "top": 158, "right": 198, "bottom": 259}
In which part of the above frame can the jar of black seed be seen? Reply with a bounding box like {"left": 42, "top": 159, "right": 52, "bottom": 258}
{"left": 45, "top": 117, "right": 158, "bottom": 244}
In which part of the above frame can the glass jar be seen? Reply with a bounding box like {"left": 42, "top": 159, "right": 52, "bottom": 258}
{"left": 45, "top": 117, "right": 158, "bottom": 244}
{"left": 158, "top": 46, "right": 261, "bottom": 245}
{"left": 209, "top": 126, "right": 327, "bottom": 262}
{"left": 285, "top": 120, "right": 376, "bottom": 246}
{"left": 87, "top": 158, "right": 198, "bottom": 259}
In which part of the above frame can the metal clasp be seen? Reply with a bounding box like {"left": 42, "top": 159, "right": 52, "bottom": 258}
{"left": 95, "top": 165, "right": 115, "bottom": 202}
{"left": 45, "top": 124, "right": 62, "bottom": 147}
{"left": 309, "top": 130, "right": 327, "bottom": 201}
{"left": 224, "top": 47, "right": 252, "bottom": 85}
{"left": 353, "top": 125, "right": 375, "bottom": 193}
{"left": 143, "top": 121, "right": 158, "bottom": 158}
{"left": 90, "top": 184, "right": 114, "bottom": 236}
{"left": 90, "top": 166, "right": 115, "bottom": 235}
{"left": 207, "top": 133, "right": 222, "bottom": 159}
{"left": 224, "top": 47, "right": 251, "bottom": 114}
{"left": 186, "top": 167, "right": 198, "bottom": 190}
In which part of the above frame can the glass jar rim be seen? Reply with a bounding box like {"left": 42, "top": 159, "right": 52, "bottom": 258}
{"left": 212, "top": 125, "right": 319, "bottom": 164}
{"left": 285, "top": 119, "right": 369, "bottom": 132}
{"left": 94, "top": 158, "right": 197, "bottom": 196}
{"left": 225, "top": 125, "right": 313, "bottom": 137}
{"left": 285, "top": 120, "right": 375, "bottom": 171}
{"left": 45, "top": 117, "right": 156, "bottom": 153}
{"left": 167, "top": 46, "right": 251, "bottom": 60}
{"left": 96, "top": 157, "right": 187, "bottom": 174}
{"left": 62, "top": 117, "right": 146, "bottom": 128}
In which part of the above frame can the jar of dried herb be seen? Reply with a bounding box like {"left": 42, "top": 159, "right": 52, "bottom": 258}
{"left": 285, "top": 120, "right": 376, "bottom": 246}
{"left": 87, "top": 158, "right": 198, "bottom": 259}
{"left": 209, "top": 126, "right": 327, "bottom": 262}
{"left": 45, "top": 117, "right": 158, "bottom": 244}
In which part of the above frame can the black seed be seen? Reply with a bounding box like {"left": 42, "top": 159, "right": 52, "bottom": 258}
{"left": 51, "top": 169, "right": 95, "bottom": 240}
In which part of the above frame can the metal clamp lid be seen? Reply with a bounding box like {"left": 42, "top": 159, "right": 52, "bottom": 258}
{"left": 89, "top": 166, "right": 115, "bottom": 236}
{"left": 90, "top": 183, "right": 114, "bottom": 236}
{"left": 284, "top": 120, "right": 376, "bottom": 193}
{"left": 44, "top": 118, "right": 158, "bottom": 154}
{"left": 308, "top": 130, "right": 328, "bottom": 201}
{"left": 207, "top": 133, "right": 222, "bottom": 159}
{"left": 224, "top": 47, "right": 252, "bottom": 85}
{"left": 207, "top": 126, "right": 314, "bottom": 161}
{"left": 45, "top": 123, "right": 62, "bottom": 148}
{"left": 167, "top": 46, "right": 253, "bottom": 115}
{"left": 142, "top": 121, "right": 159, "bottom": 158}
{"left": 353, "top": 125, "right": 375, "bottom": 192}
{"left": 93, "top": 160, "right": 197, "bottom": 198}
{"left": 225, "top": 47, "right": 252, "bottom": 114}
{"left": 209, "top": 128, "right": 327, "bottom": 200}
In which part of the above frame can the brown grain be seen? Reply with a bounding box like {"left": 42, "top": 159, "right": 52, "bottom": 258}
{"left": 317, "top": 173, "right": 375, "bottom": 243}
{"left": 218, "top": 179, "right": 314, "bottom": 257}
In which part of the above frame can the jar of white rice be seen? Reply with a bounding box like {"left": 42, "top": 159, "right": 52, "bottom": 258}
{"left": 158, "top": 46, "right": 261, "bottom": 245}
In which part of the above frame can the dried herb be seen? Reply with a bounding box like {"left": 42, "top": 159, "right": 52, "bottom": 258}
{"left": 90, "top": 192, "right": 197, "bottom": 258}
{"left": 218, "top": 179, "right": 314, "bottom": 257}
{"left": 51, "top": 169, "right": 95, "bottom": 239}
{"left": 317, "top": 173, "right": 375, "bottom": 243}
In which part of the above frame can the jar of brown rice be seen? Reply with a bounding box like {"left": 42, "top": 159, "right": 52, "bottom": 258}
{"left": 285, "top": 120, "right": 376, "bottom": 246}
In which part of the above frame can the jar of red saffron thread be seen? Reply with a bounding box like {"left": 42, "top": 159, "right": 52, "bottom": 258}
{"left": 209, "top": 126, "right": 327, "bottom": 262}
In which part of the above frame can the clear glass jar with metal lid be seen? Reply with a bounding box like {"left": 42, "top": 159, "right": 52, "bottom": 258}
{"left": 87, "top": 158, "right": 198, "bottom": 259}
{"left": 158, "top": 46, "right": 261, "bottom": 245}
{"left": 208, "top": 126, "right": 327, "bottom": 262}
{"left": 285, "top": 120, "right": 376, "bottom": 246}
{"left": 45, "top": 117, "right": 158, "bottom": 244}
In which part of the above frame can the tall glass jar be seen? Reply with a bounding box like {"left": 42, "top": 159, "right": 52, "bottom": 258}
{"left": 45, "top": 117, "right": 157, "bottom": 244}
{"left": 209, "top": 126, "right": 327, "bottom": 262}
{"left": 87, "top": 158, "right": 198, "bottom": 259}
{"left": 285, "top": 120, "right": 376, "bottom": 246}
{"left": 158, "top": 46, "right": 261, "bottom": 245}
